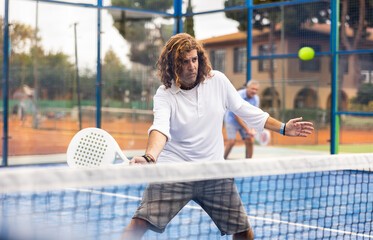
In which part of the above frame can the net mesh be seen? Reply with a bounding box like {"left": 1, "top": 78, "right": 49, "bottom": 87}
{"left": 1, "top": 153, "right": 372, "bottom": 240}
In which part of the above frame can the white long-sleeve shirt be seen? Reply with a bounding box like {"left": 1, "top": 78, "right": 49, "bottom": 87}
{"left": 148, "top": 70, "right": 269, "bottom": 163}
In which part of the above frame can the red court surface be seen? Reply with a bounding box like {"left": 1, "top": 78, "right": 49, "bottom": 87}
{"left": 1, "top": 118, "right": 372, "bottom": 156}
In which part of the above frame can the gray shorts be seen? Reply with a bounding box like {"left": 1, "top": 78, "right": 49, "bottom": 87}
{"left": 133, "top": 178, "right": 251, "bottom": 236}
{"left": 225, "top": 122, "right": 249, "bottom": 140}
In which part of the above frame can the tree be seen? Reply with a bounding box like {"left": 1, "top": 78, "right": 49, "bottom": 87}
{"left": 224, "top": 0, "right": 373, "bottom": 110}
{"left": 109, "top": 0, "right": 173, "bottom": 67}
{"left": 0, "top": 19, "right": 36, "bottom": 94}
{"left": 339, "top": 0, "right": 373, "bottom": 85}
{"left": 184, "top": 0, "right": 195, "bottom": 37}
{"left": 102, "top": 48, "right": 128, "bottom": 101}
{"left": 0, "top": 19, "right": 36, "bottom": 56}
{"left": 38, "top": 51, "right": 75, "bottom": 99}
{"left": 355, "top": 83, "right": 373, "bottom": 105}
{"left": 225, "top": 0, "right": 330, "bottom": 32}
{"left": 102, "top": 48, "right": 142, "bottom": 104}
{"left": 108, "top": 0, "right": 175, "bottom": 109}
{"left": 111, "top": 0, "right": 172, "bottom": 13}
{"left": 224, "top": 0, "right": 328, "bottom": 112}
{"left": 0, "top": 18, "right": 78, "bottom": 101}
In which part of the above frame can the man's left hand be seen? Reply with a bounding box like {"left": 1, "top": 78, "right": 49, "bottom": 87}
{"left": 285, "top": 117, "right": 314, "bottom": 137}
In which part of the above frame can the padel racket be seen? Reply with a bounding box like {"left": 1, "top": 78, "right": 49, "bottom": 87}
{"left": 67, "top": 128, "right": 129, "bottom": 168}
{"left": 254, "top": 129, "right": 271, "bottom": 146}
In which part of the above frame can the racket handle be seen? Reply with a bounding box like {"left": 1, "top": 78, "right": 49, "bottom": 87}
{"left": 117, "top": 150, "right": 130, "bottom": 165}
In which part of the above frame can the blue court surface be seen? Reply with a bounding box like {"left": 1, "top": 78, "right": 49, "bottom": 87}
{"left": 1, "top": 169, "right": 372, "bottom": 240}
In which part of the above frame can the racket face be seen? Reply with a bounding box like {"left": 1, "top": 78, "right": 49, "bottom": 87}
{"left": 255, "top": 129, "right": 270, "bottom": 146}
{"left": 67, "top": 128, "right": 117, "bottom": 168}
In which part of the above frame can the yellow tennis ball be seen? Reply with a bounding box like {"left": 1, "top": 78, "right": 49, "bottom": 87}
{"left": 298, "top": 47, "right": 315, "bottom": 61}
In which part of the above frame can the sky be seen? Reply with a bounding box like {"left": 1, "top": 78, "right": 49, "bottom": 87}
{"left": 1, "top": 0, "right": 239, "bottom": 70}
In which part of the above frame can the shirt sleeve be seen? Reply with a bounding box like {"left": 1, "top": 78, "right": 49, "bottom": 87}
{"left": 222, "top": 73, "right": 245, "bottom": 112}
{"left": 254, "top": 95, "right": 260, "bottom": 107}
{"left": 216, "top": 71, "right": 268, "bottom": 131}
{"left": 148, "top": 87, "right": 172, "bottom": 141}
{"left": 232, "top": 101, "right": 269, "bottom": 132}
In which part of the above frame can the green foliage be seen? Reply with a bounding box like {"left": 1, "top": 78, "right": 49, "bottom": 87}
{"left": 120, "top": 21, "right": 147, "bottom": 42}
{"left": 338, "top": 1, "right": 373, "bottom": 54}
{"left": 109, "top": 0, "right": 173, "bottom": 39}
{"left": 8, "top": 46, "right": 75, "bottom": 100}
{"left": 159, "top": 24, "right": 173, "bottom": 43}
{"left": 109, "top": 0, "right": 173, "bottom": 66}
{"left": 129, "top": 43, "right": 159, "bottom": 66}
{"left": 224, "top": 0, "right": 246, "bottom": 31}
{"left": 2, "top": 18, "right": 142, "bottom": 106}
{"left": 38, "top": 51, "right": 75, "bottom": 99}
{"left": 102, "top": 49, "right": 142, "bottom": 102}
{"left": 184, "top": 0, "right": 195, "bottom": 37}
{"left": 0, "top": 18, "right": 36, "bottom": 56}
{"left": 353, "top": 83, "right": 373, "bottom": 105}
{"left": 341, "top": 115, "right": 373, "bottom": 129}
{"left": 253, "top": 0, "right": 281, "bottom": 4}
{"left": 346, "top": 1, "right": 373, "bottom": 29}
{"left": 224, "top": 0, "right": 329, "bottom": 32}
{"left": 111, "top": 0, "right": 172, "bottom": 12}
{"left": 224, "top": 0, "right": 373, "bottom": 43}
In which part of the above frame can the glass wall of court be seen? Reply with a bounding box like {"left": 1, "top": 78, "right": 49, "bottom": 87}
{"left": 1, "top": 0, "right": 372, "bottom": 166}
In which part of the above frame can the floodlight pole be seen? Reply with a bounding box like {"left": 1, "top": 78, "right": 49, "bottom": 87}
{"left": 32, "top": 0, "right": 39, "bottom": 129}
{"left": 74, "top": 23, "right": 82, "bottom": 130}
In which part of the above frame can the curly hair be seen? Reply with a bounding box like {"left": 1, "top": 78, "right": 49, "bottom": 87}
{"left": 157, "top": 33, "right": 212, "bottom": 89}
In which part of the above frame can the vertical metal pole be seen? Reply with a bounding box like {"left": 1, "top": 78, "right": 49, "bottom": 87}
{"left": 280, "top": 5, "right": 286, "bottom": 122}
{"left": 74, "top": 23, "right": 82, "bottom": 130}
{"left": 2, "top": 0, "right": 10, "bottom": 166}
{"left": 246, "top": 0, "right": 252, "bottom": 83}
{"left": 245, "top": 0, "right": 253, "bottom": 158}
{"left": 96, "top": 0, "right": 102, "bottom": 128}
{"left": 173, "top": 0, "right": 183, "bottom": 35}
{"left": 330, "top": 0, "right": 339, "bottom": 154}
{"left": 32, "top": 0, "right": 39, "bottom": 129}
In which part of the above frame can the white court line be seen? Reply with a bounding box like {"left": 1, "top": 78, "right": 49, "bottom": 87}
{"left": 247, "top": 215, "right": 373, "bottom": 239}
{"left": 69, "top": 188, "right": 373, "bottom": 238}
{"left": 67, "top": 187, "right": 202, "bottom": 210}
{"left": 67, "top": 187, "right": 142, "bottom": 201}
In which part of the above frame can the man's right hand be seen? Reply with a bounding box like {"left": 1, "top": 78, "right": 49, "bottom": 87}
{"left": 129, "top": 156, "right": 150, "bottom": 165}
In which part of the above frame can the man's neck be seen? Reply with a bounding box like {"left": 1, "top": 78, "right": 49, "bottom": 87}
{"left": 180, "top": 80, "right": 199, "bottom": 90}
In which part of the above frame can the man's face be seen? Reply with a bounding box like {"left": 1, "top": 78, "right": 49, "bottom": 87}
{"left": 246, "top": 83, "right": 259, "bottom": 99}
{"left": 179, "top": 49, "right": 199, "bottom": 86}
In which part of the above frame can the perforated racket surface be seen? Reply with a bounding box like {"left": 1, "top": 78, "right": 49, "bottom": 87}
{"left": 67, "top": 128, "right": 129, "bottom": 168}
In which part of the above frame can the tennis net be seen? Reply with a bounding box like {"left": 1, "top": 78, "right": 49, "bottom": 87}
{"left": 0, "top": 153, "right": 372, "bottom": 240}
